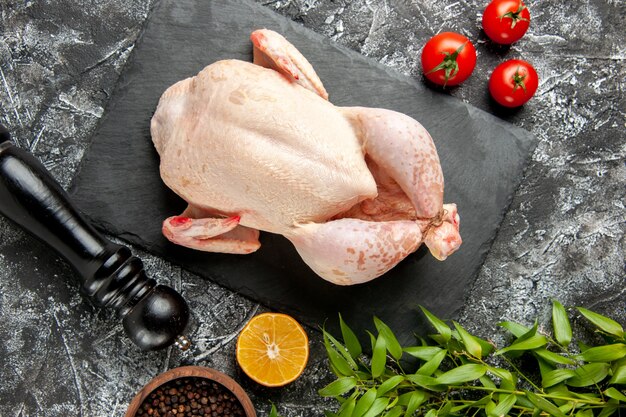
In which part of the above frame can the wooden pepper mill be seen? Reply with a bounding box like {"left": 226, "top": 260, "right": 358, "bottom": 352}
{"left": 0, "top": 124, "right": 190, "bottom": 351}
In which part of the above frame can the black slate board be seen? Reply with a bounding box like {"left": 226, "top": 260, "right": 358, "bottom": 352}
{"left": 71, "top": 0, "right": 536, "bottom": 343}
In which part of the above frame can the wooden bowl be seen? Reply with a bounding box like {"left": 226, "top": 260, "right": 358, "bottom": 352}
{"left": 125, "top": 366, "right": 256, "bottom": 417}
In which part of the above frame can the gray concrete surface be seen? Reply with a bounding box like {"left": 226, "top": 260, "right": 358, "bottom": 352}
{"left": 0, "top": 0, "right": 624, "bottom": 416}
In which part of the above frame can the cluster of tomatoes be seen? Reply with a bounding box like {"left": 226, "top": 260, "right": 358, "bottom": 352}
{"left": 420, "top": 0, "right": 538, "bottom": 108}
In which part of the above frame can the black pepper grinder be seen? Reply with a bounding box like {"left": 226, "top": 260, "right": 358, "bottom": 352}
{"left": 0, "top": 124, "right": 190, "bottom": 351}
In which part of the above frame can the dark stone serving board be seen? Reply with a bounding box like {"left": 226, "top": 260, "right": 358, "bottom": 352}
{"left": 71, "top": 0, "right": 536, "bottom": 344}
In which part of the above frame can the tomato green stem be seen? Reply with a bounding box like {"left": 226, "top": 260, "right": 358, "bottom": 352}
{"left": 500, "top": 1, "right": 530, "bottom": 29}
{"left": 512, "top": 66, "right": 528, "bottom": 93}
{"left": 426, "top": 42, "right": 467, "bottom": 87}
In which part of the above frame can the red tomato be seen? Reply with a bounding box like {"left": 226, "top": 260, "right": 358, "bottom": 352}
{"left": 482, "top": 0, "right": 531, "bottom": 44}
{"left": 489, "top": 59, "right": 538, "bottom": 107}
{"left": 421, "top": 32, "right": 477, "bottom": 87}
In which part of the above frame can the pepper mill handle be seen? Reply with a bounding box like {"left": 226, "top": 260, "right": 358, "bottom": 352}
{"left": 0, "top": 125, "right": 190, "bottom": 351}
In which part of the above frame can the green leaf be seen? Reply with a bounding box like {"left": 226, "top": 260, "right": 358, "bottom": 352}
{"left": 536, "top": 356, "right": 556, "bottom": 382}
{"left": 325, "top": 411, "right": 339, "bottom": 417}
{"left": 498, "top": 321, "right": 531, "bottom": 337}
{"left": 517, "top": 320, "right": 539, "bottom": 339}
{"left": 558, "top": 402, "right": 574, "bottom": 415}
{"left": 356, "top": 370, "right": 373, "bottom": 380}
{"left": 515, "top": 394, "right": 535, "bottom": 410}
{"left": 353, "top": 388, "right": 377, "bottom": 417}
{"left": 383, "top": 407, "right": 403, "bottom": 417}
{"left": 488, "top": 393, "right": 517, "bottom": 417}
{"left": 377, "top": 375, "right": 405, "bottom": 397}
{"left": 578, "top": 307, "right": 625, "bottom": 338}
{"left": 329, "top": 362, "right": 342, "bottom": 378}
{"left": 362, "top": 397, "right": 390, "bottom": 417}
{"left": 525, "top": 391, "right": 567, "bottom": 417}
{"left": 597, "top": 401, "right": 619, "bottom": 417}
{"left": 604, "top": 387, "right": 626, "bottom": 402}
{"left": 438, "top": 401, "right": 453, "bottom": 417}
{"left": 403, "top": 346, "right": 443, "bottom": 361}
{"left": 319, "top": 377, "right": 357, "bottom": 397}
{"left": 429, "top": 334, "right": 449, "bottom": 346}
{"left": 609, "top": 363, "right": 626, "bottom": 384}
{"left": 496, "top": 333, "right": 548, "bottom": 355}
{"left": 434, "top": 364, "right": 487, "bottom": 385}
{"left": 578, "top": 340, "right": 592, "bottom": 352}
{"left": 477, "top": 337, "right": 495, "bottom": 357}
{"left": 488, "top": 366, "right": 515, "bottom": 387}
{"left": 552, "top": 300, "right": 573, "bottom": 347}
{"left": 368, "top": 331, "right": 377, "bottom": 352}
{"left": 396, "top": 392, "right": 415, "bottom": 406}
{"left": 546, "top": 384, "right": 575, "bottom": 406}
{"left": 371, "top": 334, "right": 387, "bottom": 378}
{"left": 444, "top": 337, "right": 465, "bottom": 356}
{"left": 566, "top": 363, "right": 611, "bottom": 387}
{"left": 500, "top": 375, "right": 517, "bottom": 393}
{"left": 404, "top": 391, "right": 426, "bottom": 417}
{"left": 468, "top": 395, "right": 493, "bottom": 409}
{"left": 451, "top": 395, "right": 489, "bottom": 413}
{"left": 383, "top": 406, "right": 403, "bottom": 417}
{"left": 569, "top": 390, "right": 601, "bottom": 402}
{"left": 479, "top": 374, "right": 496, "bottom": 389}
{"left": 374, "top": 317, "right": 403, "bottom": 361}
{"left": 338, "top": 396, "right": 356, "bottom": 417}
{"left": 541, "top": 368, "right": 576, "bottom": 387}
{"left": 405, "top": 374, "right": 445, "bottom": 392}
{"left": 320, "top": 308, "right": 626, "bottom": 417}
{"left": 534, "top": 347, "right": 576, "bottom": 365}
{"left": 484, "top": 400, "right": 496, "bottom": 416}
{"left": 498, "top": 320, "right": 546, "bottom": 356}
{"left": 453, "top": 321, "right": 482, "bottom": 359}
{"left": 420, "top": 306, "right": 451, "bottom": 342}
{"left": 416, "top": 349, "right": 447, "bottom": 376}
{"left": 269, "top": 403, "right": 281, "bottom": 417}
{"left": 575, "top": 344, "right": 626, "bottom": 363}
{"left": 324, "top": 330, "right": 357, "bottom": 376}
{"left": 340, "top": 313, "right": 362, "bottom": 359}
{"left": 325, "top": 329, "right": 359, "bottom": 371}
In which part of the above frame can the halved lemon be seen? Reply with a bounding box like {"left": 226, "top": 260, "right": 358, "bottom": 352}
{"left": 236, "top": 312, "right": 309, "bottom": 387}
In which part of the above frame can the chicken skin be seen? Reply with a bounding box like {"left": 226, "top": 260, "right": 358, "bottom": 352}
{"left": 150, "top": 29, "right": 461, "bottom": 285}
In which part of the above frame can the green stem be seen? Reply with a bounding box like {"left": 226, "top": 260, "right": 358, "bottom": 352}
{"left": 425, "top": 42, "right": 467, "bottom": 87}
{"left": 542, "top": 334, "right": 571, "bottom": 355}
{"left": 425, "top": 399, "right": 539, "bottom": 415}
{"left": 443, "top": 385, "right": 607, "bottom": 406}
{"left": 499, "top": 1, "right": 530, "bottom": 29}
{"left": 501, "top": 354, "right": 543, "bottom": 392}
{"left": 392, "top": 356, "right": 406, "bottom": 375}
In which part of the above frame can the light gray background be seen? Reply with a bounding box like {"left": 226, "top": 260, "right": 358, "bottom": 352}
{"left": 0, "top": 1, "right": 624, "bottom": 416}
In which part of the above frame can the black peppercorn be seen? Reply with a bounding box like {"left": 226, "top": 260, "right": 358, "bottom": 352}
{"left": 135, "top": 377, "right": 246, "bottom": 417}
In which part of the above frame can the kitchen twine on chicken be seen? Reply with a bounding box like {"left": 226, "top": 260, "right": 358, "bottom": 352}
{"left": 422, "top": 207, "right": 447, "bottom": 236}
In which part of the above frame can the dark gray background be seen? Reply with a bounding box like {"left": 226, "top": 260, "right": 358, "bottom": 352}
{"left": 0, "top": 1, "right": 624, "bottom": 416}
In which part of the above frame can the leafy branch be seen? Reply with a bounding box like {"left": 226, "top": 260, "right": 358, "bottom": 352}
{"left": 319, "top": 301, "right": 626, "bottom": 417}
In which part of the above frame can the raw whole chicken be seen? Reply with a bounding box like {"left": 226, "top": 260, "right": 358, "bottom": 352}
{"left": 150, "top": 29, "right": 462, "bottom": 285}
